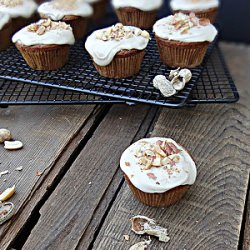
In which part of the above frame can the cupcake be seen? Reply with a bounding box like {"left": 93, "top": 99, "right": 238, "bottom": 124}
{"left": 153, "top": 12, "right": 217, "bottom": 68}
{"left": 0, "top": 12, "right": 12, "bottom": 51}
{"left": 83, "top": 0, "right": 108, "bottom": 21}
{"left": 120, "top": 138, "right": 197, "bottom": 207}
{"left": 112, "top": 0, "right": 163, "bottom": 29}
{"left": 85, "top": 23, "right": 150, "bottom": 78}
{"left": 12, "top": 19, "right": 75, "bottom": 70}
{"left": 170, "top": 0, "right": 219, "bottom": 23}
{"left": 0, "top": 0, "right": 38, "bottom": 33}
{"left": 38, "top": 0, "right": 93, "bottom": 40}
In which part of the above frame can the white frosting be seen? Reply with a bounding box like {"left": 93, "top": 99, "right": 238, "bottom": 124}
{"left": 85, "top": 25, "right": 150, "bottom": 66}
{"left": 83, "top": 0, "right": 101, "bottom": 3}
{"left": 0, "top": 0, "right": 37, "bottom": 18}
{"left": 38, "top": 1, "right": 93, "bottom": 21}
{"left": 112, "top": 0, "right": 163, "bottom": 11}
{"left": 170, "top": 0, "right": 219, "bottom": 11}
{"left": 153, "top": 15, "right": 217, "bottom": 42}
{"left": 12, "top": 23, "right": 75, "bottom": 46}
{"left": 0, "top": 12, "right": 10, "bottom": 30}
{"left": 120, "top": 138, "right": 197, "bottom": 193}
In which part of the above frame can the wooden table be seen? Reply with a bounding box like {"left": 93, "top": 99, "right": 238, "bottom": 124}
{"left": 0, "top": 42, "right": 249, "bottom": 250}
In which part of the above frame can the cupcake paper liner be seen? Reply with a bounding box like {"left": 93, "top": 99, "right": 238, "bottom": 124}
{"left": 15, "top": 44, "right": 70, "bottom": 70}
{"left": 155, "top": 36, "right": 209, "bottom": 68}
{"left": 0, "top": 21, "right": 12, "bottom": 51}
{"left": 124, "top": 174, "right": 190, "bottom": 207}
{"left": 174, "top": 7, "right": 218, "bottom": 23}
{"left": 92, "top": 0, "right": 108, "bottom": 21}
{"left": 93, "top": 49, "right": 145, "bottom": 78}
{"left": 115, "top": 7, "right": 157, "bottom": 29}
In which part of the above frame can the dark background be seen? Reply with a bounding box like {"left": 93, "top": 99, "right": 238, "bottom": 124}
{"left": 161, "top": 0, "right": 250, "bottom": 43}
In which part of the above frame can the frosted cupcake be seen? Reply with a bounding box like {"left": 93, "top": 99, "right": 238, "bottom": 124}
{"left": 120, "top": 138, "right": 197, "bottom": 207}
{"left": 38, "top": 0, "right": 93, "bottom": 40}
{"left": 153, "top": 12, "right": 217, "bottom": 68}
{"left": 0, "top": 12, "right": 11, "bottom": 51}
{"left": 112, "top": 0, "right": 163, "bottom": 29}
{"left": 83, "top": 0, "right": 108, "bottom": 21}
{"left": 170, "top": 0, "right": 219, "bottom": 23}
{"left": 85, "top": 23, "right": 150, "bottom": 78}
{"left": 12, "top": 19, "right": 75, "bottom": 70}
{"left": 0, "top": 0, "right": 38, "bottom": 33}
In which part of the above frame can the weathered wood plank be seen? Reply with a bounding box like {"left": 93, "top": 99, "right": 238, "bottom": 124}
{"left": 22, "top": 105, "right": 154, "bottom": 250}
{"left": 91, "top": 43, "right": 250, "bottom": 250}
{"left": 0, "top": 104, "right": 98, "bottom": 249}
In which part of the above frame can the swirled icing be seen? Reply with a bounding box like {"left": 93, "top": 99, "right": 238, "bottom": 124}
{"left": 0, "top": 0, "right": 37, "bottom": 18}
{"left": 153, "top": 13, "right": 217, "bottom": 42}
{"left": 38, "top": 0, "right": 93, "bottom": 21}
{"left": 170, "top": 0, "right": 219, "bottom": 11}
{"left": 120, "top": 138, "right": 197, "bottom": 193}
{"left": 12, "top": 20, "right": 75, "bottom": 46}
{"left": 0, "top": 12, "right": 10, "bottom": 30}
{"left": 85, "top": 24, "right": 150, "bottom": 66}
{"left": 111, "top": 0, "right": 163, "bottom": 11}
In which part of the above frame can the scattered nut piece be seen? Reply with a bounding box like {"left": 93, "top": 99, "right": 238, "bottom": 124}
{"left": 36, "top": 170, "right": 43, "bottom": 176}
{"left": 0, "top": 185, "right": 15, "bottom": 201}
{"left": 4, "top": 141, "right": 23, "bottom": 150}
{"left": 0, "top": 129, "right": 12, "bottom": 143}
{"left": 131, "top": 215, "right": 170, "bottom": 242}
{"left": 15, "top": 166, "right": 23, "bottom": 171}
{"left": 129, "top": 239, "right": 151, "bottom": 250}
{"left": 153, "top": 75, "right": 176, "bottom": 97}
{"left": 123, "top": 234, "right": 130, "bottom": 241}
{"left": 0, "top": 170, "right": 9, "bottom": 178}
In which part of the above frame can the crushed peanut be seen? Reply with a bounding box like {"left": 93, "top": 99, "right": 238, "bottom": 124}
{"left": 135, "top": 140, "right": 182, "bottom": 171}
{"left": 95, "top": 23, "right": 150, "bottom": 42}
{"left": 0, "top": 0, "right": 23, "bottom": 7}
{"left": 167, "top": 12, "right": 210, "bottom": 34}
{"left": 27, "top": 19, "right": 72, "bottom": 36}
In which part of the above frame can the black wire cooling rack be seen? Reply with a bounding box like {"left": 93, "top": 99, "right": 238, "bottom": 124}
{"left": 0, "top": 46, "right": 239, "bottom": 107}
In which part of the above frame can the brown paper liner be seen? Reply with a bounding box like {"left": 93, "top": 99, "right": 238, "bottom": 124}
{"left": 115, "top": 7, "right": 157, "bottom": 29}
{"left": 0, "top": 21, "right": 12, "bottom": 51}
{"left": 15, "top": 44, "right": 70, "bottom": 70}
{"left": 173, "top": 7, "right": 218, "bottom": 23}
{"left": 93, "top": 49, "right": 145, "bottom": 78}
{"left": 155, "top": 36, "right": 209, "bottom": 68}
{"left": 92, "top": 0, "right": 108, "bottom": 21}
{"left": 124, "top": 174, "right": 190, "bottom": 207}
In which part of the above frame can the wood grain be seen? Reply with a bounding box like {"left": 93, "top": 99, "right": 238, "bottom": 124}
{"left": 0, "top": 104, "right": 97, "bottom": 249}
{"left": 22, "top": 105, "right": 152, "bottom": 250}
{"left": 92, "top": 43, "right": 250, "bottom": 250}
{"left": 243, "top": 189, "right": 250, "bottom": 250}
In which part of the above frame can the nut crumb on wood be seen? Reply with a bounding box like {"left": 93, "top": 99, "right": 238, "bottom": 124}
{"left": 15, "top": 166, "right": 23, "bottom": 171}
{"left": 36, "top": 170, "right": 43, "bottom": 176}
{"left": 123, "top": 234, "right": 130, "bottom": 241}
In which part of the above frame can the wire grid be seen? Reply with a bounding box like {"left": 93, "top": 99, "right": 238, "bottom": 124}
{"left": 0, "top": 46, "right": 239, "bottom": 106}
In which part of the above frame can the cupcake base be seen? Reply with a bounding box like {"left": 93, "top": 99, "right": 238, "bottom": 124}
{"left": 92, "top": 0, "right": 108, "bottom": 21}
{"left": 15, "top": 43, "right": 70, "bottom": 70}
{"left": 173, "top": 7, "right": 218, "bottom": 23}
{"left": 124, "top": 174, "right": 190, "bottom": 207}
{"left": 0, "top": 21, "right": 12, "bottom": 51}
{"left": 155, "top": 35, "right": 209, "bottom": 68}
{"left": 115, "top": 7, "right": 157, "bottom": 29}
{"left": 93, "top": 49, "right": 145, "bottom": 78}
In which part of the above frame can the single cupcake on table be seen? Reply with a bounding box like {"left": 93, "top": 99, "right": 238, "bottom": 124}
{"left": 0, "top": 0, "right": 38, "bottom": 33}
{"left": 38, "top": 0, "right": 93, "bottom": 40}
{"left": 0, "top": 12, "right": 11, "bottom": 51}
{"left": 83, "top": 0, "right": 108, "bottom": 21}
{"left": 112, "top": 0, "right": 163, "bottom": 29}
{"left": 85, "top": 23, "right": 150, "bottom": 78}
{"left": 12, "top": 19, "right": 75, "bottom": 70}
{"left": 120, "top": 138, "right": 197, "bottom": 207}
{"left": 170, "top": 0, "right": 219, "bottom": 23}
{"left": 153, "top": 12, "right": 217, "bottom": 68}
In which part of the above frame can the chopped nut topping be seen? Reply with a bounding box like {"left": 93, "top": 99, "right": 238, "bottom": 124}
{"left": 125, "top": 162, "right": 131, "bottom": 167}
{"left": 95, "top": 23, "right": 150, "bottom": 42}
{"left": 135, "top": 140, "right": 182, "bottom": 171}
{"left": 27, "top": 19, "right": 72, "bottom": 36}
{"left": 167, "top": 12, "right": 210, "bottom": 34}
{"left": 0, "top": 0, "right": 23, "bottom": 7}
